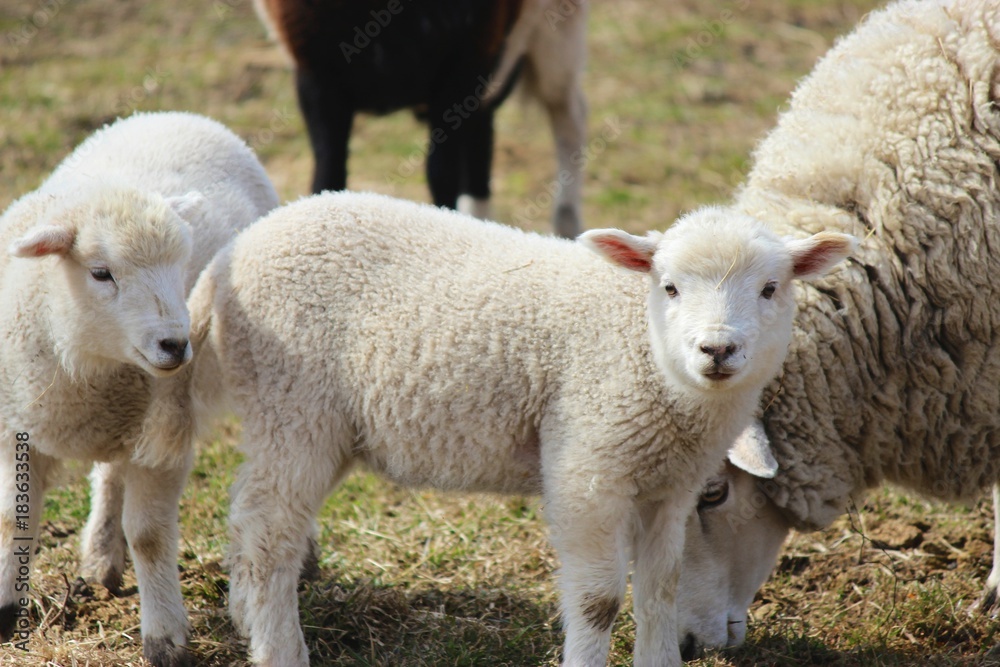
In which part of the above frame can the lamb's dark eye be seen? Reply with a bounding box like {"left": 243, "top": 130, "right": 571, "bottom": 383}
{"left": 761, "top": 281, "right": 777, "bottom": 299}
{"left": 90, "top": 268, "right": 114, "bottom": 283}
{"left": 697, "top": 481, "right": 729, "bottom": 510}
{"left": 664, "top": 282, "right": 678, "bottom": 297}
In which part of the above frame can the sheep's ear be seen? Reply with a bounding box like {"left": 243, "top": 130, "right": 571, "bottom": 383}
{"left": 787, "top": 232, "right": 857, "bottom": 280}
{"left": 579, "top": 229, "right": 660, "bottom": 273}
{"left": 165, "top": 191, "right": 206, "bottom": 222}
{"left": 728, "top": 420, "right": 778, "bottom": 478}
{"left": 9, "top": 225, "right": 75, "bottom": 257}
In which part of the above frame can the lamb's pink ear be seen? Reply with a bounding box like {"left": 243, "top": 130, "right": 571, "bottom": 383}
{"left": 579, "top": 229, "right": 660, "bottom": 273}
{"left": 165, "top": 191, "right": 206, "bottom": 222}
{"left": 728, "top": 420, "right": 778, "bottom": 478}
{"left": 9, "top": 225, "right": 75, "bottom": 258}
{"left": 787, "top": 232, "right": 857, "bottom": 280}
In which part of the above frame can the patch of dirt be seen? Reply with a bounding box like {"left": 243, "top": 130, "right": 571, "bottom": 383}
{"left": 868, "top": 519, "right": 925, "bottom": 550}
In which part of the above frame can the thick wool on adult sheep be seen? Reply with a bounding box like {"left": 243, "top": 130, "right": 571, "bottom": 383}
{"left": 140, "top": 191, "right": 853, "bottom": 667}
{"left": 0, "top": 111, "right": 278, "bottom": 667}
{"left": 670, "top": 0, "right": 1000, "bottom": 658}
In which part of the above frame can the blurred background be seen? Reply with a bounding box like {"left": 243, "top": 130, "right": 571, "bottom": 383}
{"left": 4, "top": 1, "right": 1000, "bottom": 665}
{"left": 2, "top": 0, "right": 875, "bottom": 231}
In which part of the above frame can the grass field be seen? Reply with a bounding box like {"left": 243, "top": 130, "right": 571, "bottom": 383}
{"left": 3, "top": 0, "right": 1000, "bottom": 665}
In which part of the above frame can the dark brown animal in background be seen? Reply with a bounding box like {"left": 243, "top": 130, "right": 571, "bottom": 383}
{"left": 254, "top": 0, "right": 588, "bottom": 238}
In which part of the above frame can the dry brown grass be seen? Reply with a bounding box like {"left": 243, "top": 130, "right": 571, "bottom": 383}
{"left": 4, "top": 0, "right": 1000, "bottom": 665}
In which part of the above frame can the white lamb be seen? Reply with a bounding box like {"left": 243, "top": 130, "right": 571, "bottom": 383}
{"left": 668, "top": 0, "right": 1000, "bottom": 658}
{"left": 142, "top": 191, "right": 853, "bottom": 666}
{"left": 0, "top": 111, "right": 278, "bottom": 667}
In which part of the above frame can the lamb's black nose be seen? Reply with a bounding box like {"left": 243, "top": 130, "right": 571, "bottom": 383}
{"left": 700, "top": 343, "right": 737, "bottom": 364}
{"left": 679, "top": 632, "right": 702, "bottom": 661}
{"left": 159, "top": 338, "right": 189, "bottom": 363}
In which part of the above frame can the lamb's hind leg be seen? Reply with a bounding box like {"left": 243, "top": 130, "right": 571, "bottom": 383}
{"left": 974, "top": 483, "right": 1000, "bottom": 615}
{"left": 228, "top": 417, "right": 351, "bottom": 667}
{"left": 123, "top": 456, "right": 194, "bottom": 667}
{"left": 81, "top": 460, "right": 127, "bottom": 594}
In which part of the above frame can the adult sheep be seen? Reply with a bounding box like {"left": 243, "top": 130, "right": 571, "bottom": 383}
{"left": 0, "top": 111, "right": 279, "bottom": 667}
{"left": 141, "top": 191, "right": 853, "bottom": 666}
{"left": 668, "top": 0, "right": 1000, "bottom": 657}
{"left": 254, "top": 0, "right": 588, "bottom": 237}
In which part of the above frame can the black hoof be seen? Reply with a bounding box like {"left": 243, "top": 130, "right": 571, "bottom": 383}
{"left": 974, "top": 585, "right": 1000, "bottom": 617}
{"left": 0, "top": 602, "right": 18, "bottom": 641}
{"left": 680, "top": 632, "right": 703, "bottom": 662}
{"left": 300, "top": 537, "right": 321, "bottom": 583}
{"left": 99, "top": 566, "right": 124, "bottom": 597}
{"left": 144, "top": 636, "right": 193, "bottom": 667}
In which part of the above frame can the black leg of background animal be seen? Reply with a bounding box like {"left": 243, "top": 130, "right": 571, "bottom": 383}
{"left": 457, "top": 109, "right": 495, "bottom": 220}
{"left": 426, "top": 97, "right": 466, "bottom": 210}
{"left": 295, "top": 68, "right": 353, "bottom": 194}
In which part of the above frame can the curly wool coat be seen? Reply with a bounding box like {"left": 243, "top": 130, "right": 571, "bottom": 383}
{"left": 155, "top": 191, "right": 851, "bottom": 667}
{"left": 734, "top": 0, "right": 1000, "bottom": 529}
{"left": 0, "top": 111, "right": 278, "bottom": 667}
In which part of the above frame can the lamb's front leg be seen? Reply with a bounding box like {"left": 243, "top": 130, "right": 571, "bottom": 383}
{"left": 123, "top": 456, "right": 193, "bottom": 667}
{"left": 546, "top": 487, "right": 633, "bottom": 667}
{"left": 975, "top": 483, "right": 1000, "bottom": 615}
{"left": 631, "top": 498, "right": 688, "bottom": 667}
{"left": 81, "top": 460, "right": 127, "bottom": 594}
{"left": 0, "top": 440, "right": 56, "bottom": 642}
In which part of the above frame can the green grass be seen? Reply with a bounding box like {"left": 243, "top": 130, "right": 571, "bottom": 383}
{"left": 7, "top": 0, "right": 1000, "bottom": 665}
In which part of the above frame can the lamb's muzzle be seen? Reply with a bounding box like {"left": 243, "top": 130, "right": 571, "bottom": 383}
{"left": 154, "top": 337, "right": 191, "bottom": 370}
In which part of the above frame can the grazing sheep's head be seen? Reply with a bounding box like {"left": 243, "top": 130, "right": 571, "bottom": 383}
{"left": 10, "top": 187, "right": 199, "bottom": 378}
{"left": 675, "top": 422, "right": 792, "bottom": 659}
{"left": 581, "top": 207, "right": 856, "bottom": 396}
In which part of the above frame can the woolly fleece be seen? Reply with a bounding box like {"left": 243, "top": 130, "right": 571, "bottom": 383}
{"left": 165, "top": 190, "right": 852, "bottom": 667}
{"left": 0, "top": 111, "right": 278, "bottom": 667}
{"left": 732, "top": 0, "right": 1000, "bottom": 528}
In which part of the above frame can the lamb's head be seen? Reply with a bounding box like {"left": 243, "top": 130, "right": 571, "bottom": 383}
{"left": 581, "top": 207, "right": 856, "bottom": 395}
{"left": 675, "top": 422, "right": 793, "bottom": 658}
{"left": 10, "top": 187, "right": 200, "bottom": 378}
